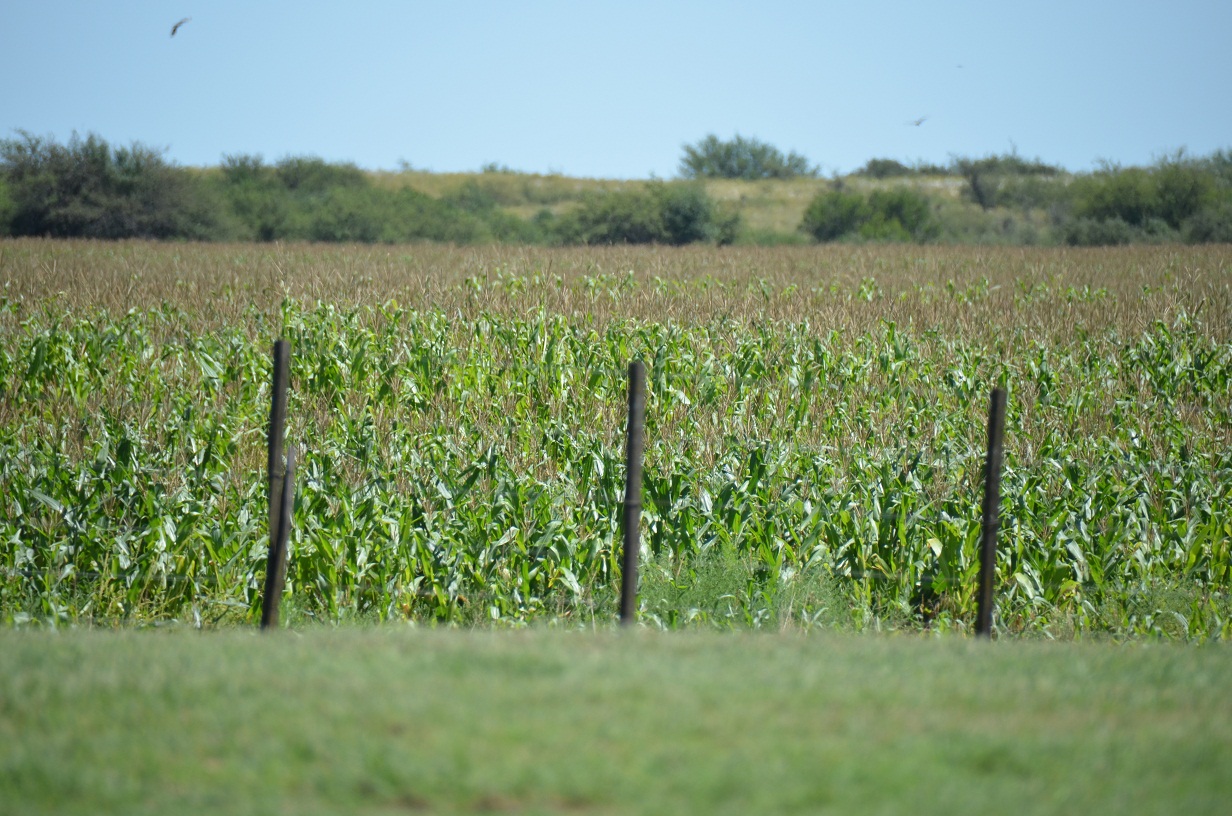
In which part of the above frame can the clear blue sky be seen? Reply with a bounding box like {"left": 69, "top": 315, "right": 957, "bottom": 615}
{"left": 2, "top": 1, "right": 1229, "bottom": 179}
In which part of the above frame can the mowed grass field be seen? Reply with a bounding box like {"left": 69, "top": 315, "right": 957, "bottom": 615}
{"left": 2, "top": 629, "right": 1230, "bottom": 815}
{"left": 1, "top": 240, "right": 1230, "bottom": 813}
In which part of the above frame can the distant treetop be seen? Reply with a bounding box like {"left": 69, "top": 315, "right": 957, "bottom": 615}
{"left": 679, "top": 134, "right": 819, "bottom": 180}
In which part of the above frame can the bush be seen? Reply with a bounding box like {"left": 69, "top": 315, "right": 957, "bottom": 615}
{"left": 995, "top": 175, "right": 1072, "bottom": 211}
{"left": 1063, "top": 155, "right": 1222, "bottom": 241}
{"left": 951, "top": 152, "right": 1064, "bottom": 211}
{"left": 445, "top": 180, "right": 501, "bottom": 214}
{"left": 220, "top": 153, "right": 268, "bottom": 185}
{"left": 275, "top": 156, "right": 367, "bottom": 192}
{"left": 1183, "top": 203, "right": 1232, "bottom": 243}
{"left": 1152, "top": 159, "right": 1216, "bottom": 229}
{"left": 679, "top": 134, "right": 817, "bottom": 180}
{"left": 555, "top": 188, "right": 663, "bottom": 245}
{"left": 856, "top": 158, "right": 912, "bottom": 179}
{"left": 800, "top": 188, "right": 868, "bottom": 241}
{"left": 554, "top": 182, "right": 736, "bottom": 245}
{"left": 862, "top": 188, "right": 939, "bottom": 242}
{"left": 0, "top": 176, "right": 14, "bottom": 235}
{"left": 0, "top": 130, "right": 220, "bottom": 239}
{"left": 210, "top": 154, "right": 509, "bottom": 244}
{"left": 1072, "top": 167, "right": 1158, "bottom": 227}
{"left": 306, "top": 187, "right": 387, "bottom": 243}
{"left": 658, "top": 183, "right": 739, "bottom": 245}
{"left": 800, "top": 186, "right": 937, "bottom": 243}
{"left": 1062, "top": 217, "right": 1136, "bottom": 246}
{"left": 932, "top": 201, "right": 1047, "bottom": 246}
{"left": 213, "top": 155, "right": 297, "bottom": 241}
{"left": 1197, "top": 148, "right": 1232, "bottom": 187}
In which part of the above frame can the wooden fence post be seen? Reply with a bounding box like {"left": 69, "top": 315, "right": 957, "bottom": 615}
{"left": 261, "top": 340, "right": 291, "bottom": 630}
{"left": 975, "top": 387, "right": 1007, "bottom": 638}
{"left": 261, "top": 444, "right": 296, "bottom": 630}
{"left": 620, "top": 361, "right": 646, "bottom": 626}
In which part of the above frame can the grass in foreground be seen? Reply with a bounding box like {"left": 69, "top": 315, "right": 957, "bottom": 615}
{"left": 1, "top": 629, "right": 1229, "bottom": 815}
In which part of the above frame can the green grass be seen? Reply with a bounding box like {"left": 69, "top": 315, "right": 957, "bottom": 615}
{"left": 2, "top": 629, "right": 1229, "bottom": 815}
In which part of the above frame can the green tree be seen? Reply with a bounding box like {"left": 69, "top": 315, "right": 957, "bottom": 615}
{"left": 0, "top": 130, "right": 219, "bottom": 239}
{"left": 679, "top": 134, "right": 817, "bottom": 180}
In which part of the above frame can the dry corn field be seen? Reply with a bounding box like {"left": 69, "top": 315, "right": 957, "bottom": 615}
{"left": 1, "top": 240, "right": 1230, "bottom": 636}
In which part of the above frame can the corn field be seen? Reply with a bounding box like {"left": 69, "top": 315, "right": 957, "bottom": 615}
{"left": 2, "top": 241, "right": 1230, "bottom": 636}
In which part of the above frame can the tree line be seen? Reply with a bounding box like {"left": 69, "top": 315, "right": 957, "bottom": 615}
{"left": 1, "top": 131, "right": 1229, "bottom": 246}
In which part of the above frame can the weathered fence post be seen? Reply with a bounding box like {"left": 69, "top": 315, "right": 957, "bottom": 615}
{"left": 975, "top": 387, "right": 1007, "bottom": 638}
{"left": 619, "top": 361, "right": 646, "bottom": 626}
{"left": 261, "top": 340, "right": 291, "bottom": 630}
{"left": 261, "top": 444, "right": 296, "bottom": 630}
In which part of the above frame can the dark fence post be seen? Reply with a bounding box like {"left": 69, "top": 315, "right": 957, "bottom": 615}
{"left": 261, "top": 340, "right": 290, "bottom": 630}
{"left": 261, "top": 444, "right": 296, "bottom": 630}
{"left": 620, "top": 361, "right": 646, "bottom": 626}
{"left": 975, "top": 387, "right": 1007, "bottom": 638}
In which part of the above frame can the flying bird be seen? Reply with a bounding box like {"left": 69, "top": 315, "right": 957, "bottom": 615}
{"left": 907, "top": 116, "right": 928, "bottom": 127}
{"left": 170, "top": 17, "right": 191, "bottom": 37}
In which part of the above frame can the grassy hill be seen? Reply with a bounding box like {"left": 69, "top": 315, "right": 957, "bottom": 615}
{"left": 9, "top": 132, "right": 1226, "bottom": 245}
{"left": 367, "top": 168, "right": 1044, "bottom": 244}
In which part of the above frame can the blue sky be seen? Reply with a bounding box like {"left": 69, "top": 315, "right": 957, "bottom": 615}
{"left": 1, "top": 1, "right": 1228, "bottom": 178}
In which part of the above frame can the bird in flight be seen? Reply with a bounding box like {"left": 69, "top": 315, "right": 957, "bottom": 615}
{"left": 170, "top": 17, "right": 191, "bottom": 37}
{"left": 907, "top": 116, "right": 928, "bottom": 127}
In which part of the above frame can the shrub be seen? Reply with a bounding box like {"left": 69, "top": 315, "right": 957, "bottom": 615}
{"left": 0, "top": 176, "right": 14, "bottom": 235}
{"left": 800, "top": 186, "right": 937, "bottom": 243}
{"left": 1065, "top": 155, "right": 1222, "bottom": 240}
{"left": 856, "top": 158, "right": 912, "bottom": 179}
{"left": 657, "top": 183, "right": 739, "bottom": 245}
{"left": 1062, "top": 216, "right": 1136, "bottom": 246}
{"left": 995, "top": 175, "right": 1072, "bottom": 211}
{"left": 275, "top": 156, "right": 367, "bottom": 192}
{"left": 1072, "top": 166, "right": 1157, "bottom": 227}
{"left": 220, "top": 153, "right": 269, "bottom": 185}
{"left": 555, "top": 188, "right": 664, "bottom": 245}
{"left": 0, "top": 130, "right": 220, "bottom": 239}
{"left": 1197, "top": 148, "right": 1232, "bottom": 187}
{"left": 862, "top": 187, "right": 939, "bottom": 242}
{"left": 957, "top": 153, "right": 1062, "bottom": 176}
{"left": 307, "top": 187, "right": 386, "bottom": 243}
{"left": 554, "top": 182, "right": 735, "bottom": 245}
{"left": 951, "top": 153, "right": 1064, "bottom": 211}
{"left": 1183, "top": 203, "right": 1232, "bottom": 243}
{"left": 800, "top": 188, "right": 868, "bottom": 242}
{"left": 1152, "top": 159, "right": 1216, "bottom": 229}
{"left": 469, "top": 203, "right": 549, "bottom": 244}
{"left": 445, "top": 180, "right": 501, "bottom": 214}
{"left": 214, "top": 155, "right": 297, "bottom": 241}
{"left": 679, "top": 134, "right": 817, "bottom": 180}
